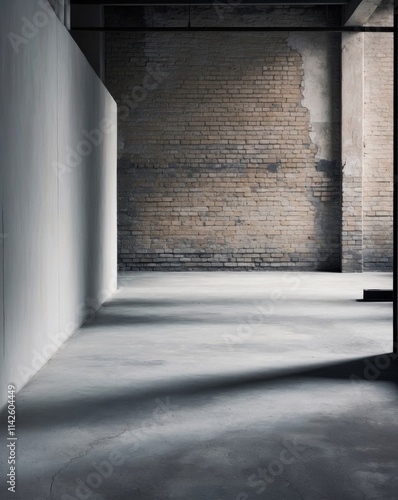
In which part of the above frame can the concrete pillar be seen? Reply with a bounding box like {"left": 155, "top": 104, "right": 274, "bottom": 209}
{"left": 341, "top": 33, "right": 364, "bottom": 272}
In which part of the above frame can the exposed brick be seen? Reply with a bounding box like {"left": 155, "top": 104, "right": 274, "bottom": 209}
{"left": 363, "top": 1, "right": 393, "bottom": 271}
{"left": 106, "top": 3, "right": 392, "bottom": 272}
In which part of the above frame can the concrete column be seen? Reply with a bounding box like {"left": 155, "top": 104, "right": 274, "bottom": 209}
{"left": 341, "top": 32, "right": 364, "bottom": 272}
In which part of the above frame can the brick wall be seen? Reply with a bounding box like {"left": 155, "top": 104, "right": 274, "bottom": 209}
{"left": 105, "top": 6, "right": 349, "bottom": 271}
{"left": 363, "top": 1, "right": 393, "bottom": 271}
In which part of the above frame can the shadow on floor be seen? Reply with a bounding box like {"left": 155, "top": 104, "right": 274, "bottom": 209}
{"left": 3, "top": 354, "right": 398, "bottom": 430}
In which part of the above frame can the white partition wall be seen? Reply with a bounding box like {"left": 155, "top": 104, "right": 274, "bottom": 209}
{"left": 0, "top": 0, "right": 117, "bottom": 409}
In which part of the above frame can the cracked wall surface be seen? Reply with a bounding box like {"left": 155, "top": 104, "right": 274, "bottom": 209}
{"left": 105, "top": 4, "right": 393, "bottom": 271}
{"left": 106, "top": 6, "right": 342, "bottom": 271}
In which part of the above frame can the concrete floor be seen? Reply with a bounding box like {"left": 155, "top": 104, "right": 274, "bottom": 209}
{"left": 1, "top": 272, "right": 397, "bottom": 500}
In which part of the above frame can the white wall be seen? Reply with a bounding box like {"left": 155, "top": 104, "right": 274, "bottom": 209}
{"left": 0, "top": 0, "right": 117, "bottom": 409}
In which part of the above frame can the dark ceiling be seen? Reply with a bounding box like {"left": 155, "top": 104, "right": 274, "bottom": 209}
{"left": 70, "top": 0, "right": 391, "bottom": 29}
{"left": 71, "top": 0, "right": 349, "bottom": 4}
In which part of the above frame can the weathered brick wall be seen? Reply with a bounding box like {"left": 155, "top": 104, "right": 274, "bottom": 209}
{"left": 363, "top": 0, "right": 393, "bottom": 271}
{"left": 106, "top": 6, "right": 342, "bottom": 271}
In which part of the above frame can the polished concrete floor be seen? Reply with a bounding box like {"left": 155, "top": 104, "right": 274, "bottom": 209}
{"left": 1, "top": 272, "right": 397, "bottom": 500}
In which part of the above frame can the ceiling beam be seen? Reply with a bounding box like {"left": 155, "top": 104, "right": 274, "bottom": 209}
{"left": 344, "top": 0, "right": 383, "bottom": 25}
{"left": 71, "top": 0, "right": 349, "bottom": 5}
{"left": 71, "top": 26, "right": 393, "bottom": 31}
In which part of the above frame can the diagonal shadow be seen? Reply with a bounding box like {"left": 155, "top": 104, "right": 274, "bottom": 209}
{"left": 2, "top": 354, "right": 397, "bottom": 431}
{"left": 102, "top": 297, "right": 393, "bottom": 308}
{"left": 81, "top": 311, "right": 391, "bottom": 328}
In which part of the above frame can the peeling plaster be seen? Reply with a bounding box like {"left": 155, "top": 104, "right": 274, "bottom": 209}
{"left": 287, "top": 33, "right": 340, "bottom": 162}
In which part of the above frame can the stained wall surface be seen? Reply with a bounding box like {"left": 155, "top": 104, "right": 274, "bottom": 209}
{"left": 106, "top": 6, "right": 342, "bottom": 271}
{"left": 106, "top": 3, "right": 393, "bottom": 272}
